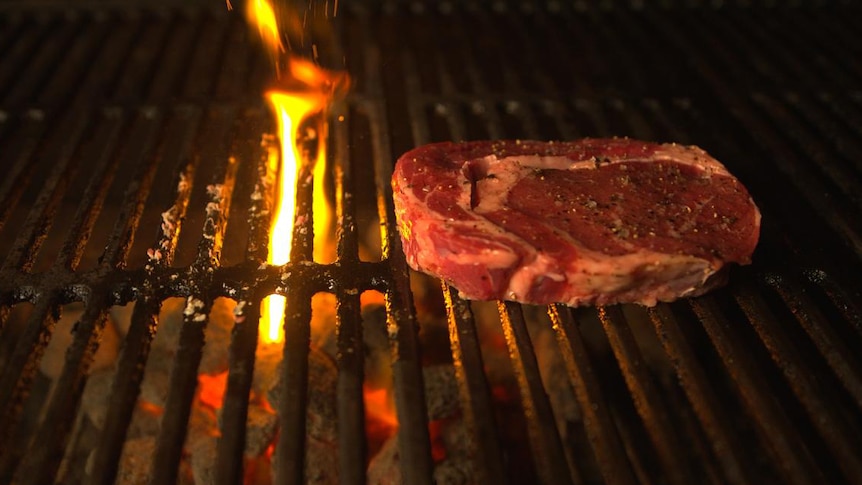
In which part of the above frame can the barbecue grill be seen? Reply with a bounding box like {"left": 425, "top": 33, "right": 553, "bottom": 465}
{"left": 1, "top": 1, "right": 861, "bottom": 484}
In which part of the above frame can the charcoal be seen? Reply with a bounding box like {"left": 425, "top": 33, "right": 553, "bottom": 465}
{"left": 302, "top": 435, "right": 339, "bottom": 485}
{"left": 368, "top": 417, "right": 476, "bottom": 485}
{"left": 367, "top": 435, "right": 400, "bottom": 485}
{"left": 199, "top": 298, "right": 234, "bottom": 375}
{"left": 186, "top": 400, "right": 219, "bottom": 451}
{"left": 189, "top": 435, "right": 218, "bottom": 485}
{"left": 267, "top": 346, "right": 337, "bottom": 443}
{"left": 244, "top": 403, "right": 277, "bottom": 458}
{"left": 139, "top": 346, "right": 172, "bottom": 409}
{"left": 81, "top": 368, "right": 161, "bottom": 439}
{"left": 423, "top": 365, "right": 459, "bottom": 421}
{"left": 433, "top": 457, "right": 474, "bottom": 485}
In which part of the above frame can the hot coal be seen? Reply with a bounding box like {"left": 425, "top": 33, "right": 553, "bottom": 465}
{"left": 266, "top": 346, "right": 338, "bottom": 444}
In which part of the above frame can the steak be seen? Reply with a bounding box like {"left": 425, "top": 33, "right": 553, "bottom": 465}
{"left": 391, "top": 139, "right": 761, "bottom": 307}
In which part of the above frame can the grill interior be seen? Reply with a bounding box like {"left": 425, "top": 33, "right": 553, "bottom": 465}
{"left": 1, "top": 1, "right": 861, "bottom": 484}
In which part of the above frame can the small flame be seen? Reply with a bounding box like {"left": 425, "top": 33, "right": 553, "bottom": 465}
{"left": 246, "top": 0, "right": 283, "bottom": 57}
{"left": 247, "top": 0, "right": 348, "bottom": 344}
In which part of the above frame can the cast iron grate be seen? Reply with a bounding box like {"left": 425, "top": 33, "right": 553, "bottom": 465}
{"left": 0, "top": 2, "right": 861, "bottom": 485}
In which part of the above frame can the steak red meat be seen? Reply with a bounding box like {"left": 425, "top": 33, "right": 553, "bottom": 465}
{"left": 391, "top": 139, "right": 761, "bottom": 307}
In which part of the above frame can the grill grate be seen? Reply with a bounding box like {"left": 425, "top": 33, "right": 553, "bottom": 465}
{"left": 1, "top": 2, "right": 861, "bottom": 485}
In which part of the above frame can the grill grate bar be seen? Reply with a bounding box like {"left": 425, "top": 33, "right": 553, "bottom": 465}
{"left": 335, "top": 291, "right": 365, "bottom": 485}
{"left": 498, "top": 301, "right": 576, "bottom": 485}
{"left": 97, "top": 110, "right": 165, "bottom": 268}
{"left": 86, "top": 106, "right": 208, "bottom": 485}
{"left": 0, "top": 16, "right": 78, "bottom": 110}
{"left": 597, "top": 306, "right": 695, "bottom": 485}
{"left": 750, "top": 93, "right": 862, "bottom": 212}
{"left": 0, "top": 16, "right": 54, "bottom": 101}
{"left": 442, "top": 286, "right": 508, "bottom": 485}
{"left": 53, "top": 112, "right": 125, "bottom": 271}
{"left": 0, "top": 295, "right": 56, "bottom": 452}
{"left": 690, "top": 296, "right": 826, "bottom": 485}
{"left": 86, "top": 299, "right": 159, "bottom": 485}
{"left": 151, "top": 152, "right": 238, "bottom": 485}
{"left": 732, "top": 280, "right": 862, "bottom": 481}
{"left": 768, "top": 274, "right": 862, "bottom": 408}
{"left": 548, "top": 305, "right": 637, "bottom": 485}
{"left": 332, "top": 106, "right": 368, "bottom": 485}
{"left": 5, "top": 110, "right": 132, "bottom": 481}
{"left": 0, "top": 117, "right": 44, "bottom": 238}
{"left": 272, "top": 159, "right": 318, "bottom": 484}
{"left": 369, "top": 97, "right": 434, "bottom": 485}
{"left": 272, "top": 293, "right": 312, "bottom": 485}
{"left": 786, "top": 93, "right": 862, "bottom": 175}
{"left": 35, "top": 17, "right": 113, "bottom": 112}
{"left": 0, "top": 110, "right": 96, "bottom": 447}
{"left": 145, "top": 13, "right": 203, "bottom": 105}
{"left": 755, "top": 9, "right": 862, "bottom": 92}
{"left": 217, "top": 303, "right": 261, "bottom": 485}
{"left": 0, "top": 4, "right": 861, "bottom": 484}
{"left": 13, "top": 302, "right": 109, "bottom": 485}
{"left": 647, "top": 304, "right": 752, "bottom": 485}
{"left": 357, "top": 11, "right": 437, "bottom": 477}
{"left": 0, "top": 110, "right": 90, "bottom": 273}
{"left": 212, "top": 118, "right": 272, "bottom": 485}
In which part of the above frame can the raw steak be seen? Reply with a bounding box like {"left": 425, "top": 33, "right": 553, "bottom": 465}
{"left": 391, "top": 139, "right": 761, "bottom": 307}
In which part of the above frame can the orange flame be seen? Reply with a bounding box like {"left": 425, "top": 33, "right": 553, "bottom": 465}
{"left": 247, "top": 0, "right": 348, "bottom": 344}
{"left": 261, "top": 87, "right": 325, "bottom": 344}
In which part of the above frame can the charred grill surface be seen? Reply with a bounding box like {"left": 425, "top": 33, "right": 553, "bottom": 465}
{"left": 0, "top": 2, "right": 861, "bottom": 485}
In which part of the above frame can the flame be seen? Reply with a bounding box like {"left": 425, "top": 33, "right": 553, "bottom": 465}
{"left": 246, "top": 0, "right": 283, "bottom": 57}
{"left": 262, "top": 89, "right": 325, "bottom": 344}
{"left": 247, "top": 0, "right": 348, "bottom": 345}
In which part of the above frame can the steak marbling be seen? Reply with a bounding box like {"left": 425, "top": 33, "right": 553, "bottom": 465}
{"left": 391, "top": 139, "right": 761, "bottom": 306}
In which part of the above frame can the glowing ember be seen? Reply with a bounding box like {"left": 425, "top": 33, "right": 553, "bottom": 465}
{"left": 198, "top": 371, "right": 229, "bottom": 410}
{"left": 364, "top": 384, "right": 399, "bottom": 455}
{"left": 247, "top": 0, "right": 348, "bottom": 344}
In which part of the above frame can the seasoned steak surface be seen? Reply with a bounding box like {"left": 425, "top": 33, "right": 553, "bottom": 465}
{"left": 392, "top": 139, "right": 761, "bottom": 306}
